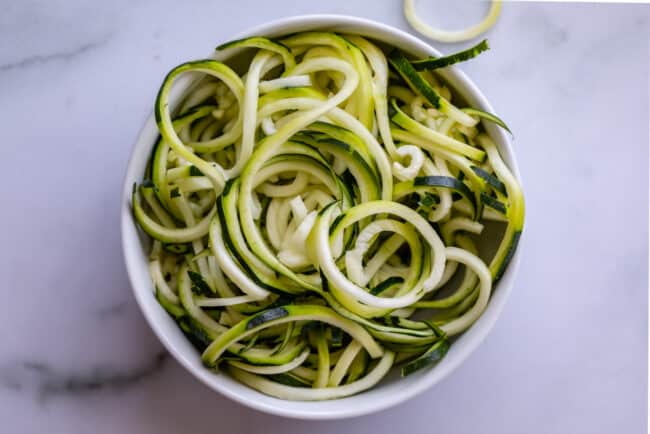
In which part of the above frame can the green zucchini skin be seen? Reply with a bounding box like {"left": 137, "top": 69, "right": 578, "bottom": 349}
{"left": 401, "top": 339, "right": 450, "bottom": 377}
{"left": 462, "top": 108, "right": 512, "bottom": 134}
{"left": 472, "top": 166, "right": 507, "bottom": 196}
{"left": 388, "top": 49, "right": 441, "bottom": 109}
{"left": 247, "top": 307, "right": 290, "bottom": 330}
{"left": 411, "top": 40, "right": 489, "bottom": 71}
{"left": 394, "top": 175, "right": 480, "bottom": 221}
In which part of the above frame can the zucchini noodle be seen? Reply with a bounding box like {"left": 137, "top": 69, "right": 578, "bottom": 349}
{"left": 131, "top": 32, "right": 524, "bottom": 401}
{"left": 404, "top": 0, "right": 502, "bottom": 43}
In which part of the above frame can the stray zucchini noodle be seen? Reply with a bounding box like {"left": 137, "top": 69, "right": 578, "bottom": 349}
{"left": 132, "top": 31, "right": 524, "bottom": 401}
{"left": 404, "top": 0, "right": 502, "bottom": 43}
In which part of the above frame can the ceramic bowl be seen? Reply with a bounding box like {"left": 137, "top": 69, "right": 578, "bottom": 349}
{"left": 121, "top": 14, "right": 523, "bottom": 420}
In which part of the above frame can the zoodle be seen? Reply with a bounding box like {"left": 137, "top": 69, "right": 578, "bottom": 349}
{"left": 132, "top": 31, "right": 524, "bottom": 401}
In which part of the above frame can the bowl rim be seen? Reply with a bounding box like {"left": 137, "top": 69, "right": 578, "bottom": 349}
{"left": 121, "top": 13, "right": 523, "bottom": 420}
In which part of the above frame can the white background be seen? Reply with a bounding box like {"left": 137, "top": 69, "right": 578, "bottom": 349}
{"left": 0, "top": 1, "right": 647, "bottom": 433}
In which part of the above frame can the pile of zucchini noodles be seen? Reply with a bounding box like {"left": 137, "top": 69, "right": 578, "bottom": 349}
{"left": 132, "top": 32, "right": 524, "bottom": 401}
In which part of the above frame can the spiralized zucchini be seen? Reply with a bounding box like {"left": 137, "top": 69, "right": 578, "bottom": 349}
{"left": 132, "top": 31, "right": 524, "bottom": 401}
{"left": 404, "top": 0, "right": 502, "bottom": 43}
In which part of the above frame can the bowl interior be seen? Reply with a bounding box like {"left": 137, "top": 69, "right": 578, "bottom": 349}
{"left": 121, "top": 14, "right": 522, "bottom": 419}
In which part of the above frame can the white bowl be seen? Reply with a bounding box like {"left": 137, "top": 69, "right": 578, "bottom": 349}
{"left": 121, "top": 14, "right": 523, "bottom": 420}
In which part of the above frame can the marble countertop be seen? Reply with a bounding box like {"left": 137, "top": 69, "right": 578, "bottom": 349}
{"left": 1, "top": 1, "right": 647, "bottom": 432}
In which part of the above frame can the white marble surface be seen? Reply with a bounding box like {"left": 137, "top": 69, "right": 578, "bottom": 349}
{"left": 1, "top": 0, "right": 648, "bottom": 432}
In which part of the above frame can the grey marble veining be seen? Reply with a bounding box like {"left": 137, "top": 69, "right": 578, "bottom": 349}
{"left": 0, "top": 1, "right": 647, "bottom": 433}
{"left": 0, "top": 37, "right": 111, "bottom": 73}
{"left": 1, "top": 352, "right": 166, "bottom": 401}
